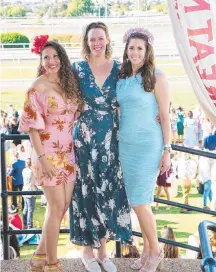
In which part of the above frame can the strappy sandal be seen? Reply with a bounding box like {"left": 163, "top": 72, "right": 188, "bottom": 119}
{"left": 139, "top": 249, "right": 164, "bottom": 272}
{"left": 44, "top": 260, "right": 64, "bottom": 272}
{"left": 130, "top": 252, "right": 148, "bottom": 270}
{"left": 30, "top": 252, "right": 46, "bottom": 272}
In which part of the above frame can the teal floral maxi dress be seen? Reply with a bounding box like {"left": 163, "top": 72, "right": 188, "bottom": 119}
{"left": 70, "top": 60, "right": 132, "bottom": 248}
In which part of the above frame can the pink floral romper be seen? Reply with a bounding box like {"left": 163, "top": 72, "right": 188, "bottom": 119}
{"left": 19, "top": 88, "right": 78, "bottom": 186}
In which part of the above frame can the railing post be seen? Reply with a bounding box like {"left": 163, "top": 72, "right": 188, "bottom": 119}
{"left": 199, "top": 221, "right": 216, "bottom": 272}
{"left": 115, "top": 241, "right": 121, "bottom": 258}
{"left": 1, "top": 134, "right": 9, "bottom": 259}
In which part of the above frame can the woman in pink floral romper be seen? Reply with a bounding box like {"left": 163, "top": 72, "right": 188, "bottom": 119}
{"left": 19, "top": 38, "right": 83, "bottom": 272}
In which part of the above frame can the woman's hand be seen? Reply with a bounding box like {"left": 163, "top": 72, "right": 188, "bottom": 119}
{"left": 39, "top": 157, "right": 57, "bottom": 179}
{"left": 159, "top": 151, "right": 171, "bottom": 175}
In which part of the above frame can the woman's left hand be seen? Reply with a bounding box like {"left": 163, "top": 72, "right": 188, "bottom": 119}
{"left": 159, "top": 151, "right": 171, "bottom": 175}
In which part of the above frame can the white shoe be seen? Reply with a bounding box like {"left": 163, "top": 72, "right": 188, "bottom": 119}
{"left": 81, "top": 257, "right": 101, "bottom": 272}
{"left": 96, "top": 257, "right": 117, "bottom": 272}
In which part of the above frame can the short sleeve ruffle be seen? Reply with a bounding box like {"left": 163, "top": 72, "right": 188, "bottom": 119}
{"left": 18, "top": 88, "right": 47, "bottom": 133}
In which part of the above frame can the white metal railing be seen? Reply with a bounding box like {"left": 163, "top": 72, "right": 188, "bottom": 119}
{"left": 0, "top": 43, "right": 179, "bottom": 63}
{"left": 0, "top": 42, "right": 177, "bottom": 48}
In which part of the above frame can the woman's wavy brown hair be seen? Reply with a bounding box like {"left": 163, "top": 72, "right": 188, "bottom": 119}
{"left": 81, "top": 22, "right": 112, "bottom": 60}
{"left": 119, "top": 32, "right": 156, "bottom": 92}
{"left": 37, "top": 41, "right": 83, "bottom": 110}
{"left": 161, "top": 226, "right": 179, "bottom": 258}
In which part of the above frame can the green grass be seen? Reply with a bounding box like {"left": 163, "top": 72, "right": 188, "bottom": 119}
{"left": 1, "top": 90, "right": 26, "bottom": 111}
{"left": 16, "top": 184, "right": 213, "bottom": 259}
{"left": 0, "top": 58, "right": 199, "bottom": 111}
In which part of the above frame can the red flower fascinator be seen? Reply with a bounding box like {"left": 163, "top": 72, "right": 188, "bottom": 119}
{"left": 31, "top": 35, "right": 49, "bottom": 55}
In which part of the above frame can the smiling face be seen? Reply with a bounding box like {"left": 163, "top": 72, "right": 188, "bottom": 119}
{"left": 41, "top": 46, "right": 61, "bottom": 75}
{"left": 127, "top": 38, "right": 146, "bottom": 67}
{"left": 87, "top": 27, "right": 108, "bottom": 58}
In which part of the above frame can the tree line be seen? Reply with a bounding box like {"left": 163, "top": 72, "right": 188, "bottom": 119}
{"left": 0, "top": 0, "right": 168, "bottom": 18}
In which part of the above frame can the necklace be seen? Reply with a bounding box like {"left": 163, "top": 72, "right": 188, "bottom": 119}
{"left": 45, "top": 75, "right": 60, "bottom": 85}
{"left": 48, "top": 79, "right": 60, "bottom": 85}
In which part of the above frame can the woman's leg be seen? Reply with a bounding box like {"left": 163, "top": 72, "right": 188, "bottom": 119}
{"left": 133, "top": 204, "right": 160, "bottom": 258}
{"left": 155, "top": 186, "right": 162, "bottom": 209}
{"left": 98, "top": 238, "right": 107, "bottom": 260}
{"left": 164, "top": 187, "right": 171, "bottom": 210}
{"left": 83, "top": 246, "right": 95, "bottom": 259}
{"left": 62, "top": 181, "right": 75, "bottom": 218}
{"left": 142, "top": 231, "right": 150, "bottom": 255}
{"left": 35, "top": 182, "right": 75, "bottom": 264}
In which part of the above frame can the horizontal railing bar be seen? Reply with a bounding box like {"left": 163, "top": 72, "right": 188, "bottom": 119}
{"left": 132, "top": 231, "right": 200, "bottom": 252}
{"left": 1, "top": 134, "right": 215, "bottom": 159}
{"left": 3, "top": 190, "right": 216, "bottom": 216}
{"left": 1, "top": 134, "right": 30, "bottom": 140}
{"left": 154, "top": 198, "right": 216, "bottom": 216}
{"left": 172, "top": 145, "right": 216, "bottom": 159}
{"left": 6, "top": 190, "right": 43, "bottom": 196}
{"left": 8, "top": 229, "right": 70, "bottom": 235}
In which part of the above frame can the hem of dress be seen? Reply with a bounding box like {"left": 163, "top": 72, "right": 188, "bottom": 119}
{"left": 129, "top": 196, "right": 154, "bottom": 207}
{"left": 70, "top": 238, "right": 132, "bottom": 249}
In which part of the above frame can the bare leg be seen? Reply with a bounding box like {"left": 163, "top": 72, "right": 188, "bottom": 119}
{"left": 98, "top": 238, "right": 107, "bottom": 260}
{"left": 164, "top": 187, "right": 171, "bottom": 210}
{"left": 139, "top": 224, "right": 150, "bottom": 255}
{"left": 35, "top": 182, "right": 75, "bottom": 264}
{"left": 83, "top": 246, "right": 95, "bottom": 260}
{"left": 155, "top": 186, "right": 162, "bottom": 209}
{"left": 133, "top": 204, "right": 160, "bottom": 258}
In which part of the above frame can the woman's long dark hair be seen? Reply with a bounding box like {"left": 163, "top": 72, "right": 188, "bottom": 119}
{"left": 119, "top": 32, "right": 156, "bottom": 92}
{"left": 37, "top": 41, "right": 83, "bottom": 110}
{"left": 161, "top": 226, "right": 179, "bottom": 258}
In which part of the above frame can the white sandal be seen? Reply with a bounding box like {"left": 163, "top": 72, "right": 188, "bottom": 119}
{"left": 130, "top": 252, "right": 148, "bottom": 270}
{"left": 81, "top": 257, "right": 101, "bottom": 272}
{"left": 96, "top": 256, "right": 117, "bottom": 272}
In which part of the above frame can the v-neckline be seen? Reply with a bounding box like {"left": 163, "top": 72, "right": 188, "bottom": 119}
{"left": 86, "top": 60, "right": 115, "bottom": 91}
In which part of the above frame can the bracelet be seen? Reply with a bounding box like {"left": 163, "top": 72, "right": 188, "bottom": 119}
{"left": 164, "top": 144, "right": 172, "bottom": 153}
{"left": 37, "top": 154, "right": 45, "bottom": 160}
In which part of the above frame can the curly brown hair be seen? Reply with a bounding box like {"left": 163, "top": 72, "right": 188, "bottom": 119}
{"left": 119, "top": 32, "right": 156, "bottom": 92}
{"left": 81, "top": 22, "right": 112, "bottom": 60}
{"left": 161, "top": 226, "right": 179, "bottom": 258}
{"left": 37, "top": 41, "right": 83, "bottom": 110}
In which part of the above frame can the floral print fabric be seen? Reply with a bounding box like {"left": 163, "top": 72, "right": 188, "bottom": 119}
{"left": 70, "top": 60, "right": 132, "bottom": 248}
{"left": 19, "top": 88, "right": 78, "bottom": 186}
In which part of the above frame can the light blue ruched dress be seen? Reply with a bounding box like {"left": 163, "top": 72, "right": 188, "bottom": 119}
{"left": 117, "top": 70, "right": 164, "bottom": 206}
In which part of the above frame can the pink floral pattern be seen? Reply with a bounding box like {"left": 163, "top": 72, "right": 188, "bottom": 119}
{"left": 19, "top": 88, "right": 78, "bottom": 186}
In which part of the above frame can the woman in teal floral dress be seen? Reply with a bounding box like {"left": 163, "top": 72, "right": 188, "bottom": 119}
{"left": 70, "top": 22, "right": 132, "bottom": 272}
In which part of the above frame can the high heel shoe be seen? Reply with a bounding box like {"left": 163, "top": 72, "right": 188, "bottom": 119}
{"left": 139, "top": 249, "right": 164, "bottom": 272}
{"left": 30, "top": 252, "right": 46, "bottom": 272}
{"left": 44, "top": 260, "right": 64, "bottom": 272}
{"left": 130, "top": 252, "right": 148, "bottom": 270}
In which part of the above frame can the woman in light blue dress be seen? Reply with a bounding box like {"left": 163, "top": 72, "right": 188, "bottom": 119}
{"left": 117, "top": 28, "right": 171, "bottom": 272}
